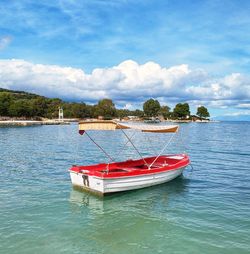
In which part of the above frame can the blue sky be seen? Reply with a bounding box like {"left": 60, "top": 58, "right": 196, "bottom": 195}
{"left": 0, "top": 0, "right": 250, "bottom": 119}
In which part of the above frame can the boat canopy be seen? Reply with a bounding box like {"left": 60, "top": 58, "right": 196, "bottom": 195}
{"left": 79, "top": 120, "right": 178, "bottom": 134}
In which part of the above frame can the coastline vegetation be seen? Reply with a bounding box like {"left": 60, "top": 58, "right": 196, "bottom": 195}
{"left": 0, "top": 88, "right": 210, "bottom": 120}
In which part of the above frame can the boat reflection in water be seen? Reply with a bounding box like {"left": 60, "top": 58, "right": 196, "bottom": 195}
{"left": 69, "top": 175, "right": 190, "bottom": 215}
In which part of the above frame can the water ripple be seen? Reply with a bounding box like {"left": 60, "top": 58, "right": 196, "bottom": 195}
{"left": 0, "top": 122, "right": 250, "bottom": 254}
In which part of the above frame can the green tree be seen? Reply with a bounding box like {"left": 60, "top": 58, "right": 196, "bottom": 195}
{"left": 173, "top": 103, "right": 190, "bottom": 119}
{"left": 8, "top": 100, "right": 33, "bottom": 117}
{"left": 143, "top": 99, "right": 161, "bottom": 117}
{"left": 46, "top": 98, "right": 62, "bottom": 118}
{"left": 95, "top": 99, "right": 116, "bottom": 119}
{"left": 133, "top": 109, "right": 144, "bottom": 118}
{"left": 116, "top": 109, "right": 130, "bottom": 118}
{"left": 70, "top": 103, "right": 90, "bottom": 118}
{"left": 0, "top": 92, "right": 12, "bottom": 116}
{"left": 31, "top": 97, "right": 49, "bottom": 117}
{"left": 86, "top": 105, "right": 94, "bottom": 118}
{"left": 160, "top": 105, "right": 171, "bottom": 119}
{"left": 196, "top": 106, "right": 210, "bottom": 119}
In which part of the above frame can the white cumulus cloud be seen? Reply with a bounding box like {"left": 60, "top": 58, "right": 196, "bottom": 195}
{"left": 0, "top": 59, "right": 249, "bottom": 109}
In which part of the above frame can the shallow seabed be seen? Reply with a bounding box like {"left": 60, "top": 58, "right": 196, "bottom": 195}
{"left": 0, "top": 122, "right": 249, "bottom": 254}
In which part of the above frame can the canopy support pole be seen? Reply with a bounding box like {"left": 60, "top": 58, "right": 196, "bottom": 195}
{"left": 119, "top": 128, "right": 149, "bottom": 167}
{"left": 115, "top": 130, "right": 136, "bottom": 157}
{"left": 85, "top": 131, "right": 114, "bottom": 162}
{"left": 149, "top": 133, "right": 175, "bottom": 169}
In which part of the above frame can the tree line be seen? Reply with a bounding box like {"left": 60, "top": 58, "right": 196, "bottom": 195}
{"left": 142, "top": 98, "right": 209, "bottom": 119}
{"left": 0, "top": 89, "right": 210, "bottom": 120}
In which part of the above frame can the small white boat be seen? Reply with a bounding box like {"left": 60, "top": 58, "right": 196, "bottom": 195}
{"left": 69, "top": 121, "right": 190, "bottom": 195}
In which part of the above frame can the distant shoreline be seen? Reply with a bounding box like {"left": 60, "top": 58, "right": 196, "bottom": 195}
{"left": 0, "top": 119, "right": 71, "bottom": 126}
{"left": 0, "top": 118, "right": 219, "bottom": 127}
{"left": 163, "top": 119, "right": 219, "bottom": 123}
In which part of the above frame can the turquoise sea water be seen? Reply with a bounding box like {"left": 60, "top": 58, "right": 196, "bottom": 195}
{"left": 0, "top": 122, "right": 250, "bottom": 254}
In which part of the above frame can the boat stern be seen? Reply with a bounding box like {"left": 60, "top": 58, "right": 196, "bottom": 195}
{"left": 69, "top": 166, "right": 105, "bottom": 195}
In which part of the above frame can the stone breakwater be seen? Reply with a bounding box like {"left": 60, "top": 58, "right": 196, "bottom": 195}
{"left": 0, "top": 120, "right": 70, "bottom": 126}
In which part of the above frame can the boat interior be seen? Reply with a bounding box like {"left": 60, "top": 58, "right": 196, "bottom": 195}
{"left": 75, "top": 155, "right": 186, "bottom": 174}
